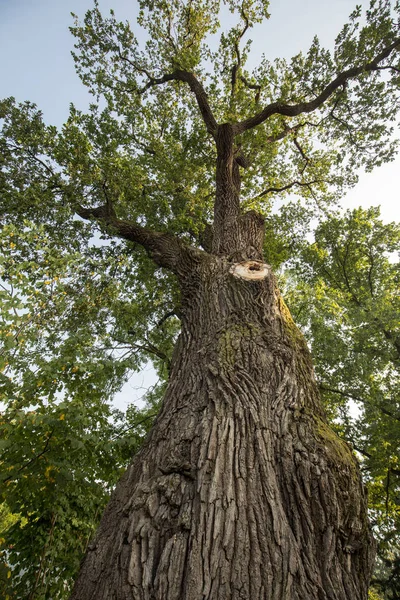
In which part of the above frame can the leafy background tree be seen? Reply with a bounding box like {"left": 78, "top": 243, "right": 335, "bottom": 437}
{"left": 0, "top": 0, "right": 399, "bottom": 597}
{"left": 284, "top": 207, "right": 400, "bottom": 599}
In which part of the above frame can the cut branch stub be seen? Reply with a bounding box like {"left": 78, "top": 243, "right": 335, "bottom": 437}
{"left": 229, "top": 260, "right": 270, "bottom": 281}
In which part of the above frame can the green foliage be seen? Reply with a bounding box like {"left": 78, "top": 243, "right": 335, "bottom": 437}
{"left": 368, "top": 589, "right": 385, "bottom": 600}
{"left": 1, "top": 401, "right": 112, "bottom": 598}
{"left": 0, "top": 221, "right": 170, "bottom": 597}
{"left": 285, "top": 207, "right": 400, "bottom": 599}
{"left": 0, "top": 0, "right": 400, "bottom": 596}
{"left": 0, "top": 395, "right": 160, "bottom": 598}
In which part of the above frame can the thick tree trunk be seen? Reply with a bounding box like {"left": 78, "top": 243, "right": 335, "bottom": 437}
{"left": 70, "top": 252, "right": 375, "bottom": 599}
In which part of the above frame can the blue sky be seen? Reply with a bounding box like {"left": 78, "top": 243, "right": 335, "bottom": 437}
{"left": 1, "top": 0, "right": 399, "bottom": 408}
{"left": 0, "top": 0, "right": 389, "bottom": 122}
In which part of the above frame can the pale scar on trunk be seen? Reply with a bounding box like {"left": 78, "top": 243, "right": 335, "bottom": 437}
{"left": 229, "top": 260, "right": 270, "bottom": 280}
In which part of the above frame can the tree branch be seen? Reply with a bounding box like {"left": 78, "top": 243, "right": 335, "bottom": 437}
{"left": 293, "top": 137, "right": 310, "bottom": 174}
{"left": 319, "top": 384, "right": 400, "bottom": 422}
{"left": 111, "top": 412, "right": 158, "bottom": 441}
{"left": 240, "top": 76, "right": 261, "bottom": 104}
{"left": 254, "top": 178, "right": 325, "bottom": 199}
{"left": 2, "top": 431, "right": 54, "bottom": 484}
{"left": 75, "top": 204, "right": 193, "bottom": 273}
{"left": 115, "top": 335, "right": 171, "bottom": 370}
{"left": 230, "top": 9, "right": 250, "bottom": 99}
{"left": 329, "top": 110, "right": 368, "bottom": 152}
{"left": 376, "top": 65, "right": 400, "bottom": 74}
{"left": 353, "top": 445, "right": 372, "bottom": 459}
{"left": 235, "top": 37, "right": 400, "bottom": 134}
{"left": 156, "top": 310, "right": 179, "bottom": 328}
{"left": 265, "top": 121, "right": 308, "bottom": 144}
{"left": 139, "top": 69, "right": 218, "bottom": 136}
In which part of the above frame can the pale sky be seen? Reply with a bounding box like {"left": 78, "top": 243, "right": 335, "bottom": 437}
{"left": 1, "top": 0, "right": 399, "bottom": 408}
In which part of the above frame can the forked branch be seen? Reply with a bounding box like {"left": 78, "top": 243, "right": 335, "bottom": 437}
{"left": 234, "top": 37, "right": 400, "bottom": 134}
{"left": 139, "top": 69, "right": 218, "bottom": 136}
{"left": 76, "top": 204, "right": 192, "bottom": 272}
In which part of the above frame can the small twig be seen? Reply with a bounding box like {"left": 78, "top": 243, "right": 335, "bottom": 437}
{"left": 385, "top": 467, "right": 391, "bottom": 515}
{"left": 2, "top": 431, "right": 54, "bottom": 483}
{"left": 319, "top": 385, "right": 400, "bottom": 422}
{"left": 254, "top": 178, "right": 325, "bottom": 199}
{"left": 111, "top": 412, "right": 158, "bottom": 440}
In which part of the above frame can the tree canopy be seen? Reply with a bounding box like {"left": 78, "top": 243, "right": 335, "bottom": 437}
{"left": 0, "top": 0, "right": 399, "bottom": 597}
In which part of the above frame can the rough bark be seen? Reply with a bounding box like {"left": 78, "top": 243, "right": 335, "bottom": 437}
{"left": 69, "top": 55, "right": 383, "bottom": 596}
{"left": 70, "top": 250, "right": 375, "bottom": 600}
{"left": 212, "top": 124, "right": 265, "bottom": 260}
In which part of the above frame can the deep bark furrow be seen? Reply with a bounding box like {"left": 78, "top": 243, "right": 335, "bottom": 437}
{"left": 71, "top": 255, "right": 374, "bottom": 599}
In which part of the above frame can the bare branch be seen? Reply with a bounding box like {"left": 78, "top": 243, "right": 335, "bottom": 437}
{"left": 235, "top": 37, "right": 400, "bottom": 134}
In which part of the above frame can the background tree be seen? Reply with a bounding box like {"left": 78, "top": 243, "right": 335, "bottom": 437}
{"left": 284, "top": 207, "right": 400, "bottom": 600}
{"left": 0, "top": 0, "right": 400, "bottom": 598}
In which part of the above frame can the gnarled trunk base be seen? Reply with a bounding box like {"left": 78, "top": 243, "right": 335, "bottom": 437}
{"left": 71, "top": 256, "right": 374, "bottom": 600}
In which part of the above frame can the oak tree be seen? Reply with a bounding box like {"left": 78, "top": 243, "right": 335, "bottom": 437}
{"left": 1, "top": 0, "right": 400, "bottom": 598}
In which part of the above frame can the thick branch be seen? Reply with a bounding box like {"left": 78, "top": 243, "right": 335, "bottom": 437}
{"left": 76, "top": 204, "right": 191, "bottom": 272}
{"left": 212, "top": 123, "right": 241, "bottom": 254}
{"left": 235, "top": 37, "right": 400, "bottom": 134}
{"left": 140, "top": 69, "right": 218, "bottom": 136}
{"left": 156, "top": 310, "right": 179, "bottom": 328}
